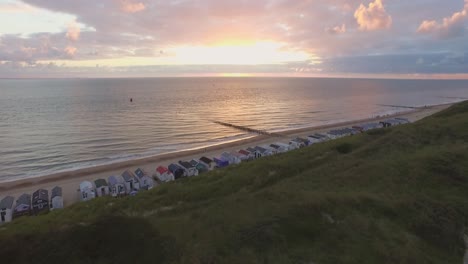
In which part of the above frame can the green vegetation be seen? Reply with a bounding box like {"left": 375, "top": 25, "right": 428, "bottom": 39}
{"left": 2, "top": 101, "right": 468, "bottom": 264}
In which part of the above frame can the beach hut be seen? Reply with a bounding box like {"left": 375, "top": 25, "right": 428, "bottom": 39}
{"left": 32, "top": 189, "right": 49, "bottom": 215}
{"left": 122, "top": 170, "right": 140, "bottom": 194}
{"left": 199, "top": 157, "right": 215, "bottom": 170}
{"left": 178, "top": 161, "right": 199, "bottom": 177}
{"left": 352, "top": 125, "right": 365, "bottom": 132}
{"left": 288, "top": 140, "right": 302, "bottom": 149}
{"left": 353, "top": 123, "right": 381, "bottom": 132}
{"left": 168, "top": 163, "right": 186, "bottom": 179}
{"left": 230, "top": 151, "right": 249, "bottom": 162}
{"left": 255, "top": 146, "right": 273, "bottom": 156}
{"left": 79, "top": 181, "right": 96, "bottom": 201}
{"left": 108, "top": 175, "right": 126, "bottom": 197}
{"left": 0, "top": 196, "right": 14, "bottom": 224}
{"left": 135, "top": 168, "right": 155, "bottom": 190}
{"left": 262, "top": 145, "right": 279, "bottom": 155}
{"left": 269, "top": 144, "right": 281, "bottom": 152}
{"left": 213, "top": 157, "right": 229, "bottom": 168}
{"left": 380, "top": 119, "right": 403, "bottom": 128}
{"left": 50, "top": 186, "right": 64, "bottom": 210}
{"left": 307, "top": 135, "right": 323, "bottom": 144}
{"left": 270, "top": 143, "right": 289, "bottom": 153}
{"left": 391, "top": 118, "right": 406, "bottom": 125}
{"left": 94, "top": 179, "right": 110, "bottom": 197}
{"left": 379, "top": 120, "right": 391, "bottom": 128}
{"left": 238, "top": 149, "right": 255, "bottom": 160}
{"left": 155, "top": 166, "right": 175, "bottom": 182}
{"left": 369, "top": 123, "right": 383, "bottom": 130}
{"left": 13, "top": 194, "right": 31, "bottom": 218}
{"left": 247, "top": 147, "right": 262, "bottom": 159}
{"left": 327, "top": 129, "right": 347, "bottom": 139}
{"left": 190, "top": 160, "right": 209, "bottom": 174}
{"left": 294, "top": 137, "right": 311, "bottom": 146}
{"left": 345, "top": 128, "right": 359, "bottom": 135}
{"left": 221, "top": 152, "right": 241, "bottom": 165}
{"left": 312, "top": 133, "right": 330, "bottom": 141}
{"left": 395, "top": 117, "right": 410, "bottom": 124}
{"left": 277, "top": 142, "right": 294, "bottom": 152}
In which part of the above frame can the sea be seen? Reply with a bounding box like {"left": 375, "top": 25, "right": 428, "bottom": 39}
{"left": 1, "top": 77, "right": 467, "bottom": 183}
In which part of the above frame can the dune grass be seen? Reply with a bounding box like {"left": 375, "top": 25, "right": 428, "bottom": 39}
{"left": 1, "top": 101, "right": 468, "bottom": 264}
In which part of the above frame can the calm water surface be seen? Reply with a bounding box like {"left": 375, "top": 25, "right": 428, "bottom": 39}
{"left": 1, "top": 77, "right": 467, "bottom": 182}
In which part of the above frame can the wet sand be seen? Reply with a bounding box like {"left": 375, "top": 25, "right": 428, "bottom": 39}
{"left": 0, "top": 103, "right": 453, "bottom": 206}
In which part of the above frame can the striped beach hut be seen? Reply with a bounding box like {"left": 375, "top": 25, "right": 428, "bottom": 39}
{"left": 0, "top": 196, "right": 14, "bottom": 224}
{"left": 108, "top": 175, "right": 126, "bottom": 197}
{"left": 13, "top": 194, "right": 31, "bottom": 218}
{"left": 122, "top": 170, "right": 140, "bottom": 194}
{"left": 32, "top": 189, "right": 49, "bottom": 215}
{"left": 254, "top": 146, "right": 273, "bottom": 156}
{"left": 246, "top": 147, "right": 262, "bottom": 159}
{"left": 135, "top": 168, "right": 155, "bottom": 190}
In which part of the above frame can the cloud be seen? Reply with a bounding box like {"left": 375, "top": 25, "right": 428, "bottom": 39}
{"left": 0, "top": 2, "right": 37, "bottom": 13}
{"left": 0, "top": 33, "right": 70, "bottom": 62}
{"left": 417, "top": 0, "right": 468, "bottom": 38}
{"left": 325, "top": 24, "right": 346, "bottom": 34}
{"left": 354, "top": 0, "right": 392, "bottom": 31}
{"left": 1, "top": 0, "right": 467, "bottom": 77}
{"left": 120, "top": 0, "right": 145, "bottom": 13}
{"left": 64, "top": 46, "right": 77, "bottom": 56}
{"left": 66, "top": 21, "right": 80, "bottom": 41}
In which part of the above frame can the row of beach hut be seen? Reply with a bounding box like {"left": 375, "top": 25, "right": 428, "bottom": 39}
{"left": 0, "top": 186, "right": 63, "bottom": 225}
{"left": 1, "top": 117, "right": 410, "bottom": 224}
{"left": 79, "top": 168, "right": 156, "bottom": 201}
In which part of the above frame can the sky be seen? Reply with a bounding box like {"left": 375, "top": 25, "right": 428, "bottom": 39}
{"left": 0, "top": 0, "right": 468, "bottom": 78}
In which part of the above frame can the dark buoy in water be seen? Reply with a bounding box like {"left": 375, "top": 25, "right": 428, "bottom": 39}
{"left": 130, "top": 98, "right": 133, "bottom": 102}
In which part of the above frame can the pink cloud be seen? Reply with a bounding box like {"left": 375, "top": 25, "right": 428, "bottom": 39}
{"left": 325, "top": 24, "right": 346, "bottom": 34}
{"left": 354, "top": 0, "right": 392, "bottom": 31}
{"left": 120, "top": 0, "right": 145, "bottom": 13}
{"left": 66, "top": 21, "right": 80, "bottom": 41}
{"left": 417, "top": 0, "right": 468, "bottom": 38}
{"left": 9, "top": 0, "right": 466, "bottom": 69}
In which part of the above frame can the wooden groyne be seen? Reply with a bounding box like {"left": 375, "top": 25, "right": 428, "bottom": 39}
{"left": 377, "top": 104, "right": 423, "bottom": 109}
{"left": 213, "top": 121, "right": 286, "bottom": 138}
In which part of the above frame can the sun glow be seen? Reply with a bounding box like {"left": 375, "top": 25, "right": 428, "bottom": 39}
{"left": 39, "top": 41, "right": 317, "bottom": 69}
{"left": 218, "top": 73, "right": 253, "bottom": 77}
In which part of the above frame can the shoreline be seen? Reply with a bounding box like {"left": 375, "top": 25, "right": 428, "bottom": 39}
{"left": 0, "top": 102, "right": 454, "bottom": 205}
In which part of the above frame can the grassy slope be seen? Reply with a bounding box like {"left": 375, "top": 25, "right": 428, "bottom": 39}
{"left": 1, "top": 102, "right": 468, "bottom": 264}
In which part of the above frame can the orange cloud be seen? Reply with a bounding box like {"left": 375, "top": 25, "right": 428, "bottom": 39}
{"left": 66, "top": 21, "right": 80, "bottom": 41}
{"left": 120, "top": 0, "right": 145, "bottom": 13}
{"left": 417, "top": 0, "right": 467, "bottom": 38}
{"left": 64, "top": 46, "right": 77, "bottom": 56}
{"left": 354, "top": 0, "right": 392, "bottom": 31}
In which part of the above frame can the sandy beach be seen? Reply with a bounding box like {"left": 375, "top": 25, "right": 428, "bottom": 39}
{"left": 0, "top": 103, "right": 453, "bottom": 206}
